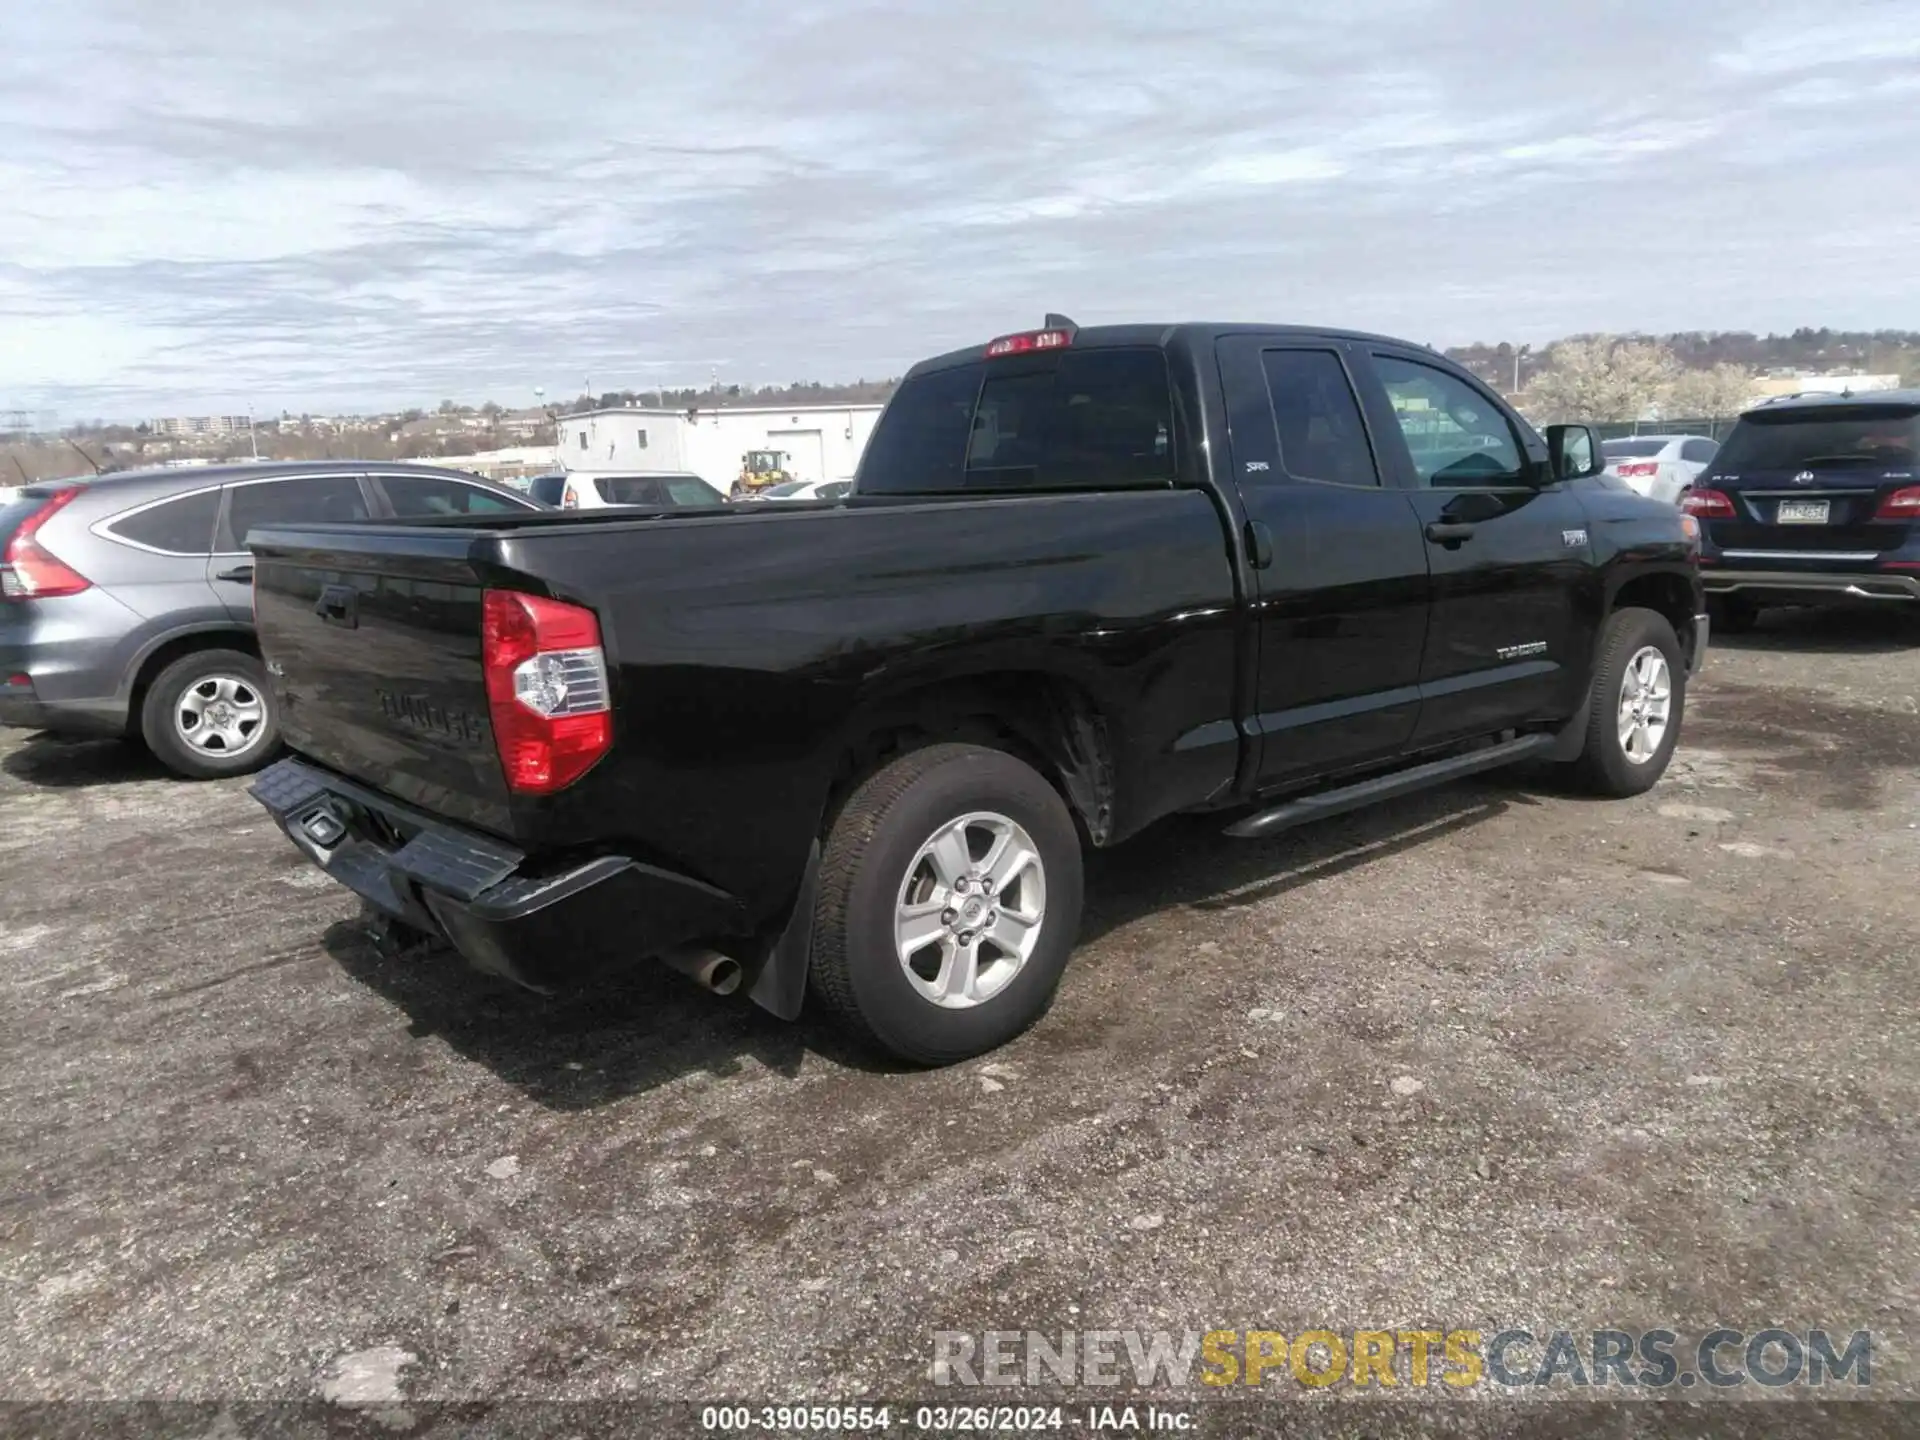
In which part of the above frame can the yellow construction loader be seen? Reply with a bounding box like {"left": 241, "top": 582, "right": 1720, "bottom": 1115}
{"left": 732, "top": 449, "right": 791, "bottom": 498}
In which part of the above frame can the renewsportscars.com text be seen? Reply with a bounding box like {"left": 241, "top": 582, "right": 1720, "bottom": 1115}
{"left": 932, "top": 1328, "right": 1873, "bottom": 1391}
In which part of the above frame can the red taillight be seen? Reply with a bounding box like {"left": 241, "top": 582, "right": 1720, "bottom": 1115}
{"left": 1680, "top": 488, "right": 1736, "bottom": 519}
{"left": 985, "top": 328, "right": 1073, "bottom": 358}
{"left": 0, "top": 488, "right": 91, "bottom": 600}
{"left": 1875, "top": 485, "right": 1920, "bottom": 519}
{"left": 561, "top": 485, "right": 578, "bottom": 510}
{"left": 1615, "top": 461, "right": 1660, "bottom": 479}
{"left": 481, "top": 589, "right": 611, "bottom": 795}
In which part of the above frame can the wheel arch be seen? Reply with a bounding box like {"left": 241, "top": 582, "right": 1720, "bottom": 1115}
{"left": 1607, "top": 569, "right": 1698, "bottom": 660}
{"left": 125, "top": 625, "right": 260, "bottom": 733}
{"left": 825, "top": 669, "right": 1118, "bottom": 848}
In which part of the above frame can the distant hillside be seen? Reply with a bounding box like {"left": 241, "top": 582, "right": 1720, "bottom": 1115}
{"left": 1449, "top": 330, "right": 1920, "bottom": 392}
{"left": 566, "top": 379, "right": 899, "bottom": 413}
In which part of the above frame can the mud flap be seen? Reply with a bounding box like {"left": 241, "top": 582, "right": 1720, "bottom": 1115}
{"left": 1544, "top": 691, "right": 1593, "bottom": 764}
{"left": 747, "top": 840, "right": 820, "bottom": 1022}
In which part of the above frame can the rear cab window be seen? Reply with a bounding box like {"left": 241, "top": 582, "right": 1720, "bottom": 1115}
{"left": 858, "top": 347, "right": 1177, "bottom": 494}
{"left": 1603, "top": 440, "right": 1669, "bottom": 459}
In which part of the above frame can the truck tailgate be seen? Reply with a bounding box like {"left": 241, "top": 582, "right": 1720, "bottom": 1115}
{"left": 250, "top": 524, "right": 516, "bottom": 836}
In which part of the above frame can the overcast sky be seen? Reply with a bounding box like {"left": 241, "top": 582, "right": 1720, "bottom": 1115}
{"left": 4, "top": 0, "right": 1919, "bottom": 419}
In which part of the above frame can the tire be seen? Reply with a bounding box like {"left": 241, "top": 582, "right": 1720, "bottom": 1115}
{"left": 808, "top": 742, "right": 1085, "bottom": 1065}
{"left": 1708, "top": 595, "right": 1758, "bottom": 635}
{"left": 1569, "top": 608, "right": 1686, "bottom": 797}
{"left": 139, "top": 648, "right": 281, "bottom": 780}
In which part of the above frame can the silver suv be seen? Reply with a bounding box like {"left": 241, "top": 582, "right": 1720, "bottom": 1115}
{"left": 0, "top": 461, "right": 538, "bottom": 778}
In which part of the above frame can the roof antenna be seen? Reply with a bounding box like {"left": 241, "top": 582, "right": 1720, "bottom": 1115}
{"left": 65, "top": 438, "right": 101, "bottom": 474}
{"left": 1043, "top": 313, "right": 1078, "bottom": 331}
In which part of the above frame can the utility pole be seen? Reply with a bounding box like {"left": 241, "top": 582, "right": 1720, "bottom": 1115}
{"left": 1513, "top": 344, "right": 1531, "bottom": 395}
{"left": 248, "top": 409, "right": 260, "bottom": 461}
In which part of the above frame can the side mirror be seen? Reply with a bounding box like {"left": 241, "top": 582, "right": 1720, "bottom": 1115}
{"left": 1546, "top": 424, "right": 1603, "bottom": 481}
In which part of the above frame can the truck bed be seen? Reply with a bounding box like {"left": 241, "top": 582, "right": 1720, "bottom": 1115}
{"left": 249, "top": 491, "right": 1244, "bottom": 923}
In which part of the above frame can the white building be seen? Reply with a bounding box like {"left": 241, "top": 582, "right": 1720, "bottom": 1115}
{"left": 150, "top": 415, "right": 251, "bottom": 437}
{"left": 557, "top": 403, "right": 885, "bottom": 488}
{"left": 1750, "top": 373, "right": 1903, "bottom": 402}
{"left": 440, "top": 445, "right": 562, "bottom": 485}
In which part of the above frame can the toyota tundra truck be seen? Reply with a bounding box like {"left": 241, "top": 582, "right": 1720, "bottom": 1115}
{"left": 246, "top": 319, "right": 1706, "bottom": 1064}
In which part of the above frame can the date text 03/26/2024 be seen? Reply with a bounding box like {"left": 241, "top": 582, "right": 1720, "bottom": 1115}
{"left": 699, "top": 1405, "right": 1188, "bottom": 1432}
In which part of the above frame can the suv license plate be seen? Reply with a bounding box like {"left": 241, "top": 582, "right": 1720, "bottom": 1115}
{"left": 1776, "top": 500, "right": 1830, "bottom": 524}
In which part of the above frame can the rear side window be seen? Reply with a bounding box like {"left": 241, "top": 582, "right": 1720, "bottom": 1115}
{"left": 222, "top": 476, "right": 370, "bottom": 550}
{"left": 662, "top": 477, "right": 722, "bottom": 505}
{"left": 1681, "top": 439, "right": 1718, "bottom": 464}
{"left": 108, "top": 488, "right": 222, "bottom": 554}
{"left": 1257, "top": 350, "right": 1379, "bottom": 487}
{"left": 528, "top": 475, "right": 567, "bottom": 506}
{"left": 859, "top": 348, "right": 1176, "bottom": 494}
{"left": 380, "top": 474, "right": 522, "bottom": 516}
{"left": 595, "top": 476, "right": 663, "bottom": 505}
{"left": 1713, "top": 410, "right": 1919, "bottom": 471}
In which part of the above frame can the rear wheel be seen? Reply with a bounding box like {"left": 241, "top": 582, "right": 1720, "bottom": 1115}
{"left": 808, "top": 743, "right": 1084, "bottom": 1065}
{"left": 140, "top": 648, "right": 281, "bottom": 780}
{"left": 1569, "top": 608, "right": 1686, "bottom": 797}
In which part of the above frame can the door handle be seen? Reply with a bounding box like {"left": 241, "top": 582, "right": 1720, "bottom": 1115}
{"left": 1245, "top": 519, "right": 1274, "bottom": 569}
{"left": 1425, "top": 521, "right": 1476, "bottom": 548}
{"left": 216, "top": 564, "right": 254, "bottom": 583}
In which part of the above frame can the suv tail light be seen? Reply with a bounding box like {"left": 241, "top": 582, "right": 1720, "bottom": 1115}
{"left": 1875, "top": 485, "right": 1920, "bottom": 519}
{"left": 1680, "top": 488, "right": 1736, "bottom": 519}
{"left": 0, "top": 488, "right": 91, "bottom": 600}
{"left": 481, "top": 589, "right": 612, "bottom": 795}
{"left": 1614, "top": 461, "right": 1660, "bottom": 479}
{"left": 561, "top": 485, "right": 578, "bottom": 510}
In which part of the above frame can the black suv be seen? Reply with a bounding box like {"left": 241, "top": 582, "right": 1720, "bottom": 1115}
{"left": 1686, "top": 391, "right": 1920, "bottom": 630}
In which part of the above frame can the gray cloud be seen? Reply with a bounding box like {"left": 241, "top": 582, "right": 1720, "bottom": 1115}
{"left": 4, "top": 0, "right": 1918, "bottom": 418}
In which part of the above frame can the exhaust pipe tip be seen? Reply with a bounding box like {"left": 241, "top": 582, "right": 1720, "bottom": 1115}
{"left": 661, "top": 947, "right": 742, "bottom": 996}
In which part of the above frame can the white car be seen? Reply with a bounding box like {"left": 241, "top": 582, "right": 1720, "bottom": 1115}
{"left": 560, "top": 472, "right": 726, "bottom": 510}
{"left": 746, "top": 478, "right": 854, "bottom": 503}
{"left": 1601, "top": 435, "right": 1719, "bottom": 504}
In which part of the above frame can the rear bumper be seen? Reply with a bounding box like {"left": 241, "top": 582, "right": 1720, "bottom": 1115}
{"left": 1702, "top": 568, "right": 1920, "bottom": 604}
{"left": 0, "top": 607, "right": 132, "bottom": 736}
{"left": 250, "top": 757, "right": 747, "bottom": 991}
{"left": 0, "top": 684, "right": 127, "bottom": 737}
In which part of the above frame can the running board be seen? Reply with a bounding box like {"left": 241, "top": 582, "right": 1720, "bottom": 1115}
{"left": 1223, "top": 733, "right": 1554, "bottom": 840}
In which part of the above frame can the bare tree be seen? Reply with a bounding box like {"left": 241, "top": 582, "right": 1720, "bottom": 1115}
{"left": 1519, "top": 338, "right": 1682, "bottom": 423}
{"left": 1664, "top": 364, "right": 1758, "bottom": 420}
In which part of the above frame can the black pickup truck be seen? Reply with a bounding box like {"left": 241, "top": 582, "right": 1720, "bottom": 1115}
{"left": 248, "top": 319, "right": 1705, "bottom": 1064}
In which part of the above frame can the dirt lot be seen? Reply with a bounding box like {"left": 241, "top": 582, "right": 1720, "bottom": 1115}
{"left": 3, "top": 609, "right": 1917, "bottom": 1430}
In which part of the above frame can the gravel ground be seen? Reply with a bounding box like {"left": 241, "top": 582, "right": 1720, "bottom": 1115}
{"left": 2, "top": 607, "right": 1917, "bottom": 1434}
